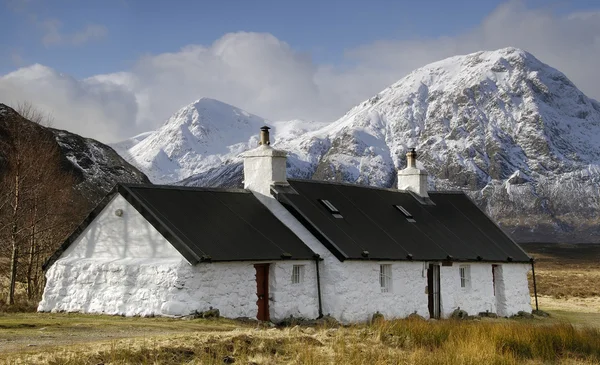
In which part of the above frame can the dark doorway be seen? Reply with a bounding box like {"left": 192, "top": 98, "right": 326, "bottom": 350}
{"left": 254, "top": 264, "right": 270, "bottom": 321}
{"left": 428, "top": 263, "right": 441, "bottom": 319}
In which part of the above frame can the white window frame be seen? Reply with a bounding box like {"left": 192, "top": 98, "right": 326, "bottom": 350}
{"left": 380, "top": 264, "right": 393, "bottom": 293}
{"left": 459, "top": 265, "right": 471, "bottom": 289}
{"left": 292, "top": 265, "right": 304, "bottom": 285}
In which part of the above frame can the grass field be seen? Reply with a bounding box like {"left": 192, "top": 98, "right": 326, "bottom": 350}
{"left": 522, "top": 243, "right": 600, "bottom": 300}
{"left": 0, "top": 242, "right": 598, "bottom": 364}
{"left": 1, "top": 312, "right": 599, "bottom": 364}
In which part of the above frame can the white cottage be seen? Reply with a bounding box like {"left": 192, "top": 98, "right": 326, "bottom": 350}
{"left": 39, "top": 127, "right": 533, "bottom": 323}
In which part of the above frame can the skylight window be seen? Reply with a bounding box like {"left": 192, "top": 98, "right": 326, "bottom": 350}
{"left": 394, "top": 205, "right": 416, "bottom": 223}
{"left": 319, "top": 199, "right": 343, "bottom": 218}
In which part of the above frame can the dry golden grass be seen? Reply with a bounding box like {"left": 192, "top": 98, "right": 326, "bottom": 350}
{"left": 1, "top": 242, "right": 598, "bottom": 364}
{"left": 522, "top": 243, "right": 600, "bottom": 299}
{"left": 1, "top": 314, "right": 600, "bottom": 365}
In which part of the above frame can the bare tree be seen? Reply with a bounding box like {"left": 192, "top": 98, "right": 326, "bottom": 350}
{"left": 15, "top": 101, "right": 54, "bottom": 128}
{"left": 0, "top": 103, "right": 79, "bottom": 304}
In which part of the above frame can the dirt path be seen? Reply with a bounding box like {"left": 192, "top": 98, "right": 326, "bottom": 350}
{"left": 0, "top": 313, "right": 243, "bottom": 356}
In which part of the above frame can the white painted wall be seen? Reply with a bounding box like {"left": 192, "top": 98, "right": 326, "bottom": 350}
{"left": 39, "top": 257, "right": 183, "bottom": 316}
{"left": 61, "top": 194, "right": 182, "bottom": 260}
{"left": 270, "top": 261, "right": 319, "bottom": 320}
{"left": 437, "top": 262, "right": 531, "bottom": 318}
{"left": 495, "top": 263, "right": 532, "bottom": 316}
{"left": 39, "top": 257, "right": 321, "bottom": 320}
{"left": 327, "top": 261, "right": 429, "bottom": 322}
{"left": 440, "top": 263, "right": 496, "bottom": 317}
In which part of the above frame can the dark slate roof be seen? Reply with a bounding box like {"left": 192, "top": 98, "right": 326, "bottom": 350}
{"left": 271, "top": 179, "right": 531, "bottom": 263}
{"left": 45, "top": 184, "right": 317, "bottom": 269}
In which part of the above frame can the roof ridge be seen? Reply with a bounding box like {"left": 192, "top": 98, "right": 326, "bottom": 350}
{"left": 119, "top": 183, "right": 249, "bottom": 193}
{"left": 287, "top": 178, "right": 408, "bottom": 193}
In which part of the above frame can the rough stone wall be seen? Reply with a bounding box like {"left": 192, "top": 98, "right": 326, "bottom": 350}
{"left": 496, "top": 263, "right": 532, "bottom": 316}
{"left": 269, "top": 261, "right": 320, "bottom": 320}
{"left": 439, "top": 262, "right": 531, "bottom": 317}
{"left": 440, "top": 263, "right": 496, "bottom": 316}
{"left": 328, "top": 261, "right": 429, "bottom": 323}
{"left": 38, "top": 258, "right": 183, "bottom": 316}
{"left": 39, "top": 258, "right": 258, "bottom": 317}
{"left": 39, "top": 258, "right": 320, "bottom": 320}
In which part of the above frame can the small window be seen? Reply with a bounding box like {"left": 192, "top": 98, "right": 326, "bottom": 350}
{"left": 292, "top": 265, "right": 304, "bottom": 284}
{"left": 319, "top": 199, "right": 343, "bottom": 218}
{"left": 459, "top": 265, "right": 471, "bottom": 288}
{"left": 394, "top": 205, "right": 416, "bottom": 222}
{"left": 380, "top": 264, "right": 392, "bottom": 293}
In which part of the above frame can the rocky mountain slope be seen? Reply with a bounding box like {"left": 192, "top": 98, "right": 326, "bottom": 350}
{"left": 0, "top": 103, "right": 150, "bottom": 206}
{"left": 115, "top": 48, "right": 600, "bottom": 243}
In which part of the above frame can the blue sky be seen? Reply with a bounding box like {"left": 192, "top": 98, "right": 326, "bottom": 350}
{"left": 1, "top": 0, "right": 599, "bottom": 142}
{"left": 2, "top": 0, "right": 597, "bottom": 78}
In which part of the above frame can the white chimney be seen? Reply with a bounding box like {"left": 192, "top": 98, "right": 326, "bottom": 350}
{"left": 242, "top": 126, "right": 288, "bottom": 195}
{"left": 397, "top": 148, "right": 429, "bottom": 197}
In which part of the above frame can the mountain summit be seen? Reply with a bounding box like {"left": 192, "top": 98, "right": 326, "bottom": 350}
{"left": 122, "top": 98, "right": 268, "bottom": 183}
{"left": 115, "top": 48, "right": 600, "bottom": 242}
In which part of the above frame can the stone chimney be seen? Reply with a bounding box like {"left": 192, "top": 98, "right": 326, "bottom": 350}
{"left": 397, "top": 148, "right": 429, "bottom": 197}
{"left": 242, "top": 126, "right": 288, "bottom": 195}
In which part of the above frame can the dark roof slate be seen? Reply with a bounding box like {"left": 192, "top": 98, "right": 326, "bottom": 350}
{"left": 45, "top": 184, "right": 317, "bottom": 269}
{"left": 272, "top": 179, "right": 530, "bottom": 263}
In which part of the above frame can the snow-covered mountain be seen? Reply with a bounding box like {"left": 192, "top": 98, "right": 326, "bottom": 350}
{"left": 116, "top": 98, "right": 327, "bottom": 183}
{"left": 115, "top": 48, "right": 600, "bottom": 243}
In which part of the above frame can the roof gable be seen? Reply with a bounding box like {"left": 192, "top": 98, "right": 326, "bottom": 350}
{"left": 45, "top": 184, "right": 317, "bottom": 269}
{"left": 272, "top": 179, "right": 530, "bottom": 263}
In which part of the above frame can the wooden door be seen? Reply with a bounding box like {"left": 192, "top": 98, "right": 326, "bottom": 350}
{"left": 254, "top": 264, "right": 270, "bottom": 321}
{"left": 428, "top": 264, "right": 441, "bottom": 319}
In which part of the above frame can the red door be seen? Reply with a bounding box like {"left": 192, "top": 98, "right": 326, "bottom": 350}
{"left": 254, "top": 264, "right": 270, "bottom": 321}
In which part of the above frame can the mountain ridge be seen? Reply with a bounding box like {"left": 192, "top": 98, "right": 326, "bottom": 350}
{"left": 1, "top": 103, "right": 150, "bottom": 206}
{"left": 113, "top": 47, "right": 600, "bottom": 243}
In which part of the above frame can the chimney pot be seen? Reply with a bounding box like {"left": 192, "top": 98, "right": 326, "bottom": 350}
{"left": 259, "top": 126, "right": 271, "bottom": 146}
{"left": 406, "top": 148, "right": 417, "bottom": 168}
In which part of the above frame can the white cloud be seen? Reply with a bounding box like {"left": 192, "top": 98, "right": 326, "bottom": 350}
{"left": 1, "top": 1, "right": 599, "bottom": 143}
{"left": 39, "top": 18, "right": 107, "bottom": 47}
{"left": 0, "top": 65, "right": 138, "bottom": 142}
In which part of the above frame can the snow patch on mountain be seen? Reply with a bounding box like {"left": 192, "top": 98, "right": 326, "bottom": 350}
{"left": 115, "top": 98, "right": 327, "bottom": 184}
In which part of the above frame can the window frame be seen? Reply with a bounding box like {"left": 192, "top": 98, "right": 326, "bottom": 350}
{"left": 393, "top": 205, "right": 416, "bottom": 222}
{"left": 459, "top": 264, "right": 471, "bottom": 289}
{"left": 319, "top": 199, "right": 343, "bottom": 218}
{"left": 380, "top": 264, "right": 393, "bottom": 293}
{"left": 292, "top": 264, "right": 305, "bottom": 285}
